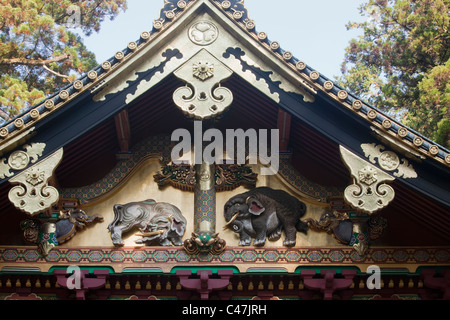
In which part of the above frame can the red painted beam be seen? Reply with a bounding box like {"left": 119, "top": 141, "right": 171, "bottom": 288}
{"left": 114, "top": 110, "right": 131, "bottom": 154}
{"left": 277, "top": 109, "right": 292, "bottom": 153}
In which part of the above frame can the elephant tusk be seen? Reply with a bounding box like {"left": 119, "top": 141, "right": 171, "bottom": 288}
{"left": 136, "top": 229, "right": 167, "bottom": 237}
{"left": 223, "top": 212, "right": 240, "bottom": 230}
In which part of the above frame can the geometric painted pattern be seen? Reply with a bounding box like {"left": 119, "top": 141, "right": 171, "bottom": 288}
{"left": 194, "top": 189, "right": 216, "bottom": 233}
{"left": 1, "top": 246, "right": 449, "bottom": 274}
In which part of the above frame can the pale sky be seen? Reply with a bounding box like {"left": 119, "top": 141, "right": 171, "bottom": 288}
{"left": 80, "top": 0, "right": 364, "bottom": 80}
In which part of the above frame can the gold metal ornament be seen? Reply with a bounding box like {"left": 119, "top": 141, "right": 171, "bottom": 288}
{"left": 173, "top": 49, "right": 233, "bottom": 119}
{"left": 0, "top": 143, "right": 46, "bottom": 179}
{"left": 188, "top": 21, "right": 219, "bottom": 46}
{"left": 340, "top": 146, "right": 395, "bottom": 214}
{"left": 361, "top": 143, "right": 418, "bottom": 179}
{"left": 8, "top": 148, "right": 63, "bottom": 216}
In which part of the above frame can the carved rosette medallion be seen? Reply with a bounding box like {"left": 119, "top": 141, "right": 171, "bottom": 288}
{"left": 378, "top": 151, "right": 400, "bottom": 171}
{"left": 8, "top": 148, "right": 63, "bottom": 216}
{"left": 8, "top": 151, "right": 30, "bottom": 171}
{"left": 193, "top": 61, "right": 214, "bottom": 81}
{"left": 173, "top": 49, "right": 233, "bottom": 119}
{"left": 340, "top": 146, "right": 395, "bottom": 214}
{"left": 188, "top": 21, "right": 219, "bottom": 46}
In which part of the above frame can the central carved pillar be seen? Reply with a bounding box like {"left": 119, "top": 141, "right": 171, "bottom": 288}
{"left": 194, "top": 161, "right": 216, "bottom": 234}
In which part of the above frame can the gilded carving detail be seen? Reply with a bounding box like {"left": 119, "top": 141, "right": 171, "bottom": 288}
{"left": 193, "top": 61, "right": 214, "bottom": 81}
{"left": 361, "top": 143, "right": 418, "bottom": 179}
{"left": 340, "top": 146, "right": 395, "bottom": 214}
{"left": 188, "top": 21, "right": 219, "bottom": 46}
{"left": 173, "top": 49, "right": 233, "bottom": 119}
{"left": 0, "top": 143, "right": 46, "bottom": 179}
{"left": 8, "top": 148, "right": 63, "bottom": 216}
{"left": 8, "top": 151, "right": 29, "bottom": 171}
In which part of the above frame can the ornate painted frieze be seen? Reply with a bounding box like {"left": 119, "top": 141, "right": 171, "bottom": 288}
{"left": 173, "top": 49, "right": 233, "bottom": 119}
{"left": 8, "top": 148, "right": 63, "bottom": 216}
{"left": 1, "top": 246, "right": 448, "bottom": 274}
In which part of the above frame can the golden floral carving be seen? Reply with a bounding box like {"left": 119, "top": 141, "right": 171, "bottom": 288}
{"left": 8, "top": 151, "right": 29, "bottom": 171}
{"left": 361, "top": 143, "right": 418, "bottom": 179}
{"left": 193, "top": 61, "right": 214, "bottom": 81}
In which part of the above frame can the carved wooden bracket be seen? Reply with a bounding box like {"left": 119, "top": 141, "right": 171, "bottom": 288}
{"left": 176, "top": 270, "right": 233, "bottom": 300}
{"left": 54, "top": 269, "right": 109, "bottom": 300}
{"left": 8, "top": 148, "right": 63, "bottom": 216}
{"left": 302, "top": 269, "right": 356, "bottom": 300}
{"left": 421, "top": 269, "right": 450, "bottom": 300}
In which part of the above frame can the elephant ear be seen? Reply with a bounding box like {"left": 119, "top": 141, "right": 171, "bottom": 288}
{"left": 169, "top": 216, "right": 185, "bottom": 236}
{"left": 247, "top": 198, "right": 265, "bottom": 216}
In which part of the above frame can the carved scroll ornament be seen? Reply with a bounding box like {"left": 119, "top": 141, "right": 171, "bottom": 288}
{"left": 340, "top": 146, "right": 395, "bottom": 214}
{"left": 8, "top": 148, "right": 63, "bottom": 216}
{"left": 173, "top": 49, "right": 233, "bottom": 119}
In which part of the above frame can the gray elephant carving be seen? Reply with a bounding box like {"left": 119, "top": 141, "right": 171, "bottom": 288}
{"left": 108, "top": 199, "right": 187, "bottom": 247}
{"left": 223, "top": 187, "right": 308, "bottom": 247}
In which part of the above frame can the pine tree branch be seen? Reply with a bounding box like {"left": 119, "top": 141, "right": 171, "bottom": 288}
{"left": 42, "top": 65, "right": 69, "bottom": 79}
{"left": 0, "top": 54, "right": 70, "bottom": 66}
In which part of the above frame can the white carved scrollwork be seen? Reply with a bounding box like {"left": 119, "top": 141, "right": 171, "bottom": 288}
{"left": 340, "top": 146, "right": 395, "bottom": 214}
{"left": 8, "top": 148, "right": 63, "bottom": 216}
{"left": 173, "top": 49, "right": 233, "bottom": 119}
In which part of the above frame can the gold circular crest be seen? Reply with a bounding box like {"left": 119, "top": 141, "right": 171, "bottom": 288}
{"left": 8, "top": 151, "right": 30, "bottom": 171}
{"left": 378, "top": 151, "right": 400, "bottom": 171}
{"left": 189, "top": 21, "right": 219, "bottom": 46}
